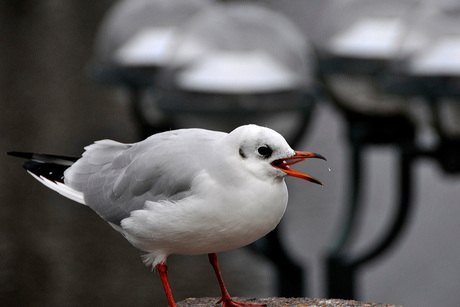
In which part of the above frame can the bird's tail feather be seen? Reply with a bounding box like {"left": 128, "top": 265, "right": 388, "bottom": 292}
{"left": 7, "top": 151, "right": 78, "bottom": 183}
{"left": 7, "top": 151, "right": 86, "bottom": 205}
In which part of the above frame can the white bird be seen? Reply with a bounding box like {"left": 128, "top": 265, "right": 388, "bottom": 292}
{"left": 8, "top": 124, "right": 325, "bottom": 307}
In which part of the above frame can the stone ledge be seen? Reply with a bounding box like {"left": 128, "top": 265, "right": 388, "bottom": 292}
{"left": 177, "top": 297, "right": 402, "bottom": 307}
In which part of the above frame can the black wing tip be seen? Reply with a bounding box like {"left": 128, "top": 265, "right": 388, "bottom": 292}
{"left": 22, "top": 160, "right": 68, "bottom": 183}
{"left": 7, "top": 151, "right": 80, "bottom": 163}
{"left": 7, "top": 151, "right": 78, "bottom": 183}
{"left": 7, "top": 151, "right": 34, "bottom": 159}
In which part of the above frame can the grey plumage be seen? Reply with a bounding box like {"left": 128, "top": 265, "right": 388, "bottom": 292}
{"left": 64, "top": 129, "right": 226, "bottom": 225}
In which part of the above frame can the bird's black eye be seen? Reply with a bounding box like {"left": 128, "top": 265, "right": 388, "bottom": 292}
{"left": 258, "top": 145, "right": 272, "bottom": 158}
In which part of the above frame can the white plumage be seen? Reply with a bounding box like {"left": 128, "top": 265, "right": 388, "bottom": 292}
{"left": 10, "top": 124, "right": 325, "bottom": 307}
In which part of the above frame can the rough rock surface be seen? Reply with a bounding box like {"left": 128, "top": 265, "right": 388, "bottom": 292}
{"left": 177, "top": 297, "right": 402, "bottom": 307}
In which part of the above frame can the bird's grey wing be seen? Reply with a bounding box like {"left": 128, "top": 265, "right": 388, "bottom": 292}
{"left": 64, "top": 129, "right": 225, "bottom": 225}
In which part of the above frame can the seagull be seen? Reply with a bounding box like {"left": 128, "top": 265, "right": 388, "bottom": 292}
{"left": 8, "top": 124, "right": 325, "bottom": 307}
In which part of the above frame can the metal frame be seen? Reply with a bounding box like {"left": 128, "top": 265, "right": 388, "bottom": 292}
{"left": 319, "top": 74, "right": 417, "bottom": 299}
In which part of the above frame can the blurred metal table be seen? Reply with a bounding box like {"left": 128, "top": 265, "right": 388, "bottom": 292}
{"left": 381, "top": 1, "right": 460, "bottom": 173}
{"left": 312, "top": 0, "right": 420, "bottom": 299}
{"left": 314, "top": 0, "right": 460, "bottom": 299}
{"left": 317, "top": 55, "right": 417, "bottom": 300}
{"left": 382, "top": 65, "right": 460, "bottom": 174}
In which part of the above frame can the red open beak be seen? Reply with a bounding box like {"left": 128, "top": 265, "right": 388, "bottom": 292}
{"left": 271, "top": 151, "right": 326, "bottom": 185}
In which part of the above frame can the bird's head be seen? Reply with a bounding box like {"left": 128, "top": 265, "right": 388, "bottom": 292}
{"left": 227, "top": 125, "right": 326, "bottom": 185}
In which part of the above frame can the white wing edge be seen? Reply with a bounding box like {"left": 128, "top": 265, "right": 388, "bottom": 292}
{"left": 27, "top": 171, "right": 86, "bottom": 205}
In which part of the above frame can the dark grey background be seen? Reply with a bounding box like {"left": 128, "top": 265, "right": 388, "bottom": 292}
{"left": 1, "top": 1, "right": 459, "bottom": 306}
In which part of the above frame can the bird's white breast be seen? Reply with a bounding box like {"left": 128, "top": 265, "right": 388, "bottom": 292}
{"left": 120, "top": 171, "right": 289, "bottom": 257}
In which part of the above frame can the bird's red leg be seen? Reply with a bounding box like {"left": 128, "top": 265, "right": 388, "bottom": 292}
{"left": 208, "top": 253, "right": 265, "bottom": 307}
{"left": 156, "top": 263, "right": 177, "bottom": 307}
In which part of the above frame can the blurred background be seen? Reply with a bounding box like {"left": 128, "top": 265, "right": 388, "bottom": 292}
{"left": 1, "top": 0, "right": 459, "bottom": 306}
